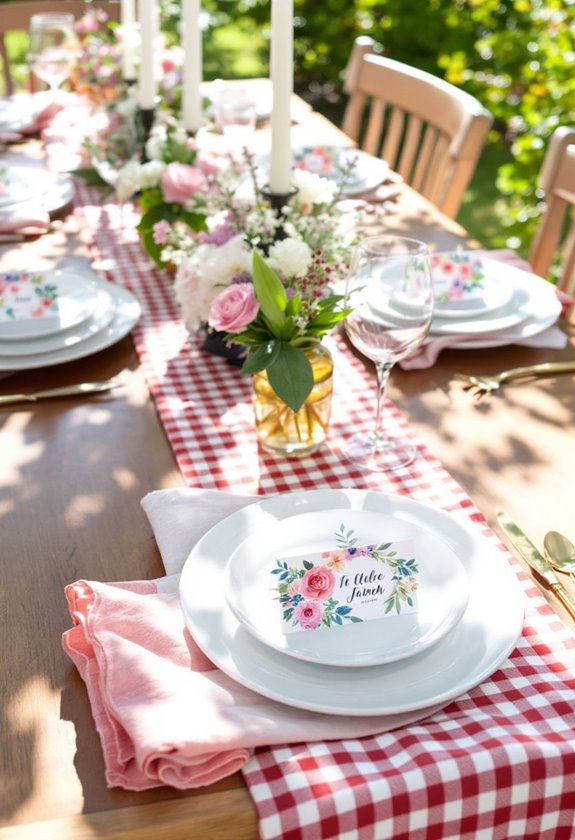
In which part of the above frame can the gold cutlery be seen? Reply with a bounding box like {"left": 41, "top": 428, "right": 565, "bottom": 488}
{"left": 0, "top": 379, "right": 122, "bottom": 406}
{"left": 455, "top": 360, "right": 575, "bottom": 400}
{"left": 544, "top": 531, "right": 575, "bottom": 584}
{"left": 497, "top": 512, "right": 575, "bottom": 619}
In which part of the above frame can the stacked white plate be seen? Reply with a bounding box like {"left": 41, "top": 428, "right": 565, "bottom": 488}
{"left": 179, "top": 489, "right": 524, "bottom": 717}
{"left": 429, "top": 252, "right": 561, "bottom": 348}
{"left": 0, "top": 268, "right": 141, "bottom": 371}
{"left": 292, "top": 146, "right": 390, "bottom": 196}
{"left": 0, "top": 165, "right": 75, "bottom": 218}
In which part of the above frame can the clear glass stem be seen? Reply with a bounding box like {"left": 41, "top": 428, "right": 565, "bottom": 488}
{"left": 374, "top": 361, "right": 393, "bottom": 446}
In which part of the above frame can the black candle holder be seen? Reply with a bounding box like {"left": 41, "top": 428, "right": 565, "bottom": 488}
{"left": 260, "top": 184, "right": 299, "bottom": 214}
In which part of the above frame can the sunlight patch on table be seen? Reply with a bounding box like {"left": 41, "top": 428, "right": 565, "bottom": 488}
{"left": 65, "top": 493, "right": 106, "bottom": 527}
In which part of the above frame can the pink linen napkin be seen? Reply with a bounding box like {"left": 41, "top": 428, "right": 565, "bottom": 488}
{"left": 0, "top": 209, "right": 50, "bottom": 236}
{"left": 62, "top": 487, "right": 448, "bottom": 791}
{"left": 0, "top": 98, "right": 63, "bottom": 144}
{"left": 400, "top": 250, "right": 573, "bottom": 370}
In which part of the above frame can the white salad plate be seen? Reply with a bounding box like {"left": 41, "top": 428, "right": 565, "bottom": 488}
{"left": 180, "top": 489, "right": 524, "bottom": 717}
{"left": 0, "top": 281, "right": 140, "bottom": 371}
{"left": 430, "top": 258, "right": 561, "bottom": 337}
{"left": 0, "top": 285, "right": 115, "bottom": 356}
{"left": 432, "top": 253, "right": 515, "bottom": 319}
{"left": 292, "top": 146, "right": 390, "bottom": 196}
{"left": 0, "top": 270, "right": 101, "bottom": 340}
{"left": 224, "top": 508, "right": 469, "bottom": 667}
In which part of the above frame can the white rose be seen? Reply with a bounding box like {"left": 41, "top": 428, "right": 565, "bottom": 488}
{"left": 292, "top": 168, "right": 336, "bottom": 211}
{"left": 268, "top": 237, "right": 312, "bottom": 279}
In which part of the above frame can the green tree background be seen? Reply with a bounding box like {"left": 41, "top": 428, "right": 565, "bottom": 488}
{"left": 4, "top": 0, "right": 574, "bottom": 255}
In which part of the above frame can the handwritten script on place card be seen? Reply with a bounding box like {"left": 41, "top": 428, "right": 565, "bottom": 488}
{"left": 272, "top": 524, "right": 419, "bottom": 635}
{"left": 0, "top": 271, "right": 59, "bottom": 322}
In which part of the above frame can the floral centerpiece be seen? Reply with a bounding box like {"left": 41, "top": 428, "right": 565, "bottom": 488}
{"left": 74, "top": 103, "right": 360, "bottom": 455}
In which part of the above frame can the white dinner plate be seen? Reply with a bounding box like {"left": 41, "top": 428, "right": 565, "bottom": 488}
{"left": 0, "top": 269, "right": 101, "bottom": 339}
{"left": 180, "top": 489, "right": 524, "bottom": 717}
{"left": 293, "top": 146, "right": 390, "bottom": 196}
{"left": 0, "top": 169, "right": 74, "bottom": 217}
{"left": 225, "top": 508, "right": 469, "bottom": 667}
{"left": 0, "top": 284, "right": 115, "bottom": 356}
{"left": 0, "top": 99, "right": 30, "bottom": 132}
{"left": 0, "top": 282, "right": 140, "bottom": 371}
{"left": 430, "top": 258, "right": 561, "bottom": 337}
{"left": 432, "top": 252, "right": 514, "bottom": 318}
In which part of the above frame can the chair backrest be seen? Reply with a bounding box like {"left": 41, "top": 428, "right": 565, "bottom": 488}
{"left": 529, "top": 127, "right": 575, "bottom": 295}
{"left": 0, "top": 1, "right": 121, "bottom": 96}
{"left": 342, "top": 41, "right": 493, "bottom": 219}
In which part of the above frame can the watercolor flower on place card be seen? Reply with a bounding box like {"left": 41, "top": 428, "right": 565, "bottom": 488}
{"left": 0, "top": 271, "right": 59, "bottom": 322}
{"left": 272, "top": 524, "right": 419, "bottom": 635}
{"left": 432, "top": 252, "right": 485, "bottom": 303}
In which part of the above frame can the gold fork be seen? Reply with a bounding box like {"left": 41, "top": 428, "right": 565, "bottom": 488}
{"left": 454, "top": 360, "right": 575, "bottom": 400}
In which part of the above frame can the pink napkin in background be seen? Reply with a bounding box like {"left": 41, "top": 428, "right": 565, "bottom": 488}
{"left": 62, "top": 488, "right": 448, "bottom": 791}
{"left": 400, "top": 249, "right": 574, "bottom": 370}
{"left": 0, "top": 209, "right": 50, "bottom": 237}
{"left": 0, "top": 98, "right": 63, "bottom": 144}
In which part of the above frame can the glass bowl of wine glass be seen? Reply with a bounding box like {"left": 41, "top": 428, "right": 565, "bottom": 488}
{"left": 28, "top": 13, "right": 79, "bottom": 95}
{"left": 343, "top": 235, "right": 434, "bottom": 471}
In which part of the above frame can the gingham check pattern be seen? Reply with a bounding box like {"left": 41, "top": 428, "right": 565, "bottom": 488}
{"left": 76, "top": 183, "right": 575, "bottom": 839}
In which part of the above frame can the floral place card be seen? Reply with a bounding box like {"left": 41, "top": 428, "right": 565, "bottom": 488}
{"left": 432, "top": 252, "right": 485, "bottom": 305}
{"left": 0, "top": 271, "right": 59, "bottom": 322}
{"left": 272, "top": 525, "right": 419, "bottom": 635}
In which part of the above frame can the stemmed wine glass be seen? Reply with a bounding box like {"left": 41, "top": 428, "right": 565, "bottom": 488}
{"left": 28, "top": 13, "right": 78, "bottom": 95}
{"left": 343, "top": 235, "right": 434, "bottom": 471}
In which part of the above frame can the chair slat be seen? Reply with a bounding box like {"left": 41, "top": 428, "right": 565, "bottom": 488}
{"left": 411, "top": 128, "right": 436, "bottom": 194}
{"left": 381, "top": 108, "right": 404, "bottom": 169}
{"left": 397, "top": 116, "right": 423, "bottom": 182}
{"left": 363, "top": 98, "right": 385, "bottom": 157}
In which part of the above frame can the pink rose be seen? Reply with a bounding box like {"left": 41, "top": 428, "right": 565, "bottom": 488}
{"left": 160, "top": 162, "right": 209, "bottom": 204}
{"left": 208, "top": 284, "right": 259, "bottom": 334}
{"left": 300, "top": 566, "right": 335, "bottom": 601}
{"left": 293, "top": 599, "right": 323, "bottom": 630}
{"left": 458, "top": 262, "right": 473, "bottom": 280}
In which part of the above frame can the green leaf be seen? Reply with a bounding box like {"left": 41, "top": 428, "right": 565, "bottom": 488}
{"left": 179, "top": 210, "right": 208, "bottom": 233}
{"left": 137, "top": 203, "right": 175, "bottom": 232}
{"left": 251, "top": 250, "right": 289, "bottom": 337}
{"left": 138, "top": 187, "right": 164, "bottom": 210}
{"left": 70, "top": 167, "right": 110, "bottom": 188}
{"left": 266, "top": 343, "right": 313, "bottom": 412}
{"left": 240, "top": 341, "right": 279, "bottom": 375}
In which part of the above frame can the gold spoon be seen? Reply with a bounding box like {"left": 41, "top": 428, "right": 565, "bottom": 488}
{"left": 543, "top": 531, "right": 575, "bottom": 584}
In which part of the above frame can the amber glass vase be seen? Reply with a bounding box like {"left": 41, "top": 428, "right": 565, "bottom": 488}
{"left": 252, "top": 344, "right": 334, "bottom": 457}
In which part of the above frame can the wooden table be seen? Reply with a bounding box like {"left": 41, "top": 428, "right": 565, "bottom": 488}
{"left": 1, "top": 104, "right": 574, "bottom": 839}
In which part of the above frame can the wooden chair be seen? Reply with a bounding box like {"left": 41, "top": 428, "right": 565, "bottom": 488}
{"left": 0, "top": 1, "right": 120, "bottom": 96}
{"left": 529, "top": 127, "right": 575, "bottom": 295}
{"left": 342, "top": 37, "right": 493, "bottom": 219}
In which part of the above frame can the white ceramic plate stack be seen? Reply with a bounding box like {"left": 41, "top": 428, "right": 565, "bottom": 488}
{"left": 0, "top": 165, "right": 75, "bottom": 218}
{"left": 0, "top": 268, "right": 141, "bottom": 371}
{"left": 292, "top": 146, "right": 390, "bottom": 196}
{"left": 180, "top": 489, "right": 524, "bottom": 717}
{"left": 429, "top": 252, "right": 562, "bottom": 349}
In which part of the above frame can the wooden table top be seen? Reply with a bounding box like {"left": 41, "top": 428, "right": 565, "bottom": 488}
{"left": 1, "top": 104, "right": 574, "bottom": 839}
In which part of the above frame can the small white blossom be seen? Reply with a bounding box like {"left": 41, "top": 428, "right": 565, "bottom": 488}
{"left": 139, "top": 160, "right": 166, "bottom": 189}
{"left": 268, "top": 237, "right": 313, "bottom": 279}
{"left": 115, "top": 160, "right": 143, "bottom": 202}
{"left": 292, "top": 168, "right": 336, "bottom": 211}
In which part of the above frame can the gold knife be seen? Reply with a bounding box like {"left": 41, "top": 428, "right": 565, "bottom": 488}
{"left": 497, "top": 512, "right": 575, "bottom": 619}
{"left": 0, "top": 380, "right": 122, "bottom": 406}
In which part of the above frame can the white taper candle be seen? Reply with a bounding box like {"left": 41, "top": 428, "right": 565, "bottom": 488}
{"left": 138, "top": 0, "right": 157, "bottom": 109}
{"left": 182, "top": 0, "right": 203, "bottom": 133}
{"left": 269, "top": 0, "right": 293, "bottom": 194}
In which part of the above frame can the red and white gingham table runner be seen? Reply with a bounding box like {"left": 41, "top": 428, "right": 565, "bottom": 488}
{"left": 75, "top": 183, "right": 575, "bottom": 840}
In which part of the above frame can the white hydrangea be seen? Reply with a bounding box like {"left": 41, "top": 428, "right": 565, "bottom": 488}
{"left": 115, "top": 160, "right": 143, "bottom": 202}
{"left": 138, "top": 160, "right": 166, "bottom": 189}
{"left": 267, "top": 237, "right": 313, "bottom": 279}
{"left": 292, "top": 168, "right": 336, "bottom": 211}
{"left": 174, "top": 234, "right": 252, "bottom": 331}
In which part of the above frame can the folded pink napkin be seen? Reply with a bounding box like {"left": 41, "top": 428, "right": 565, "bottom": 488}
{"left": 0, "top": 98, "right": 63, "bottom": 144}
{"left": 62, "top": 488, "right": 448, "bottom": 791}
{"left": 400, "top": 250, "right": 573, "bottom": 370}
{"left": 0, "top": 209, "right": 50, "bottom": 236}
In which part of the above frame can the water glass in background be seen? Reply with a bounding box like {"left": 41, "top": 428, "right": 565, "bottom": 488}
{"left": 215, "top": 88, "right": 257, "bottom": 155}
